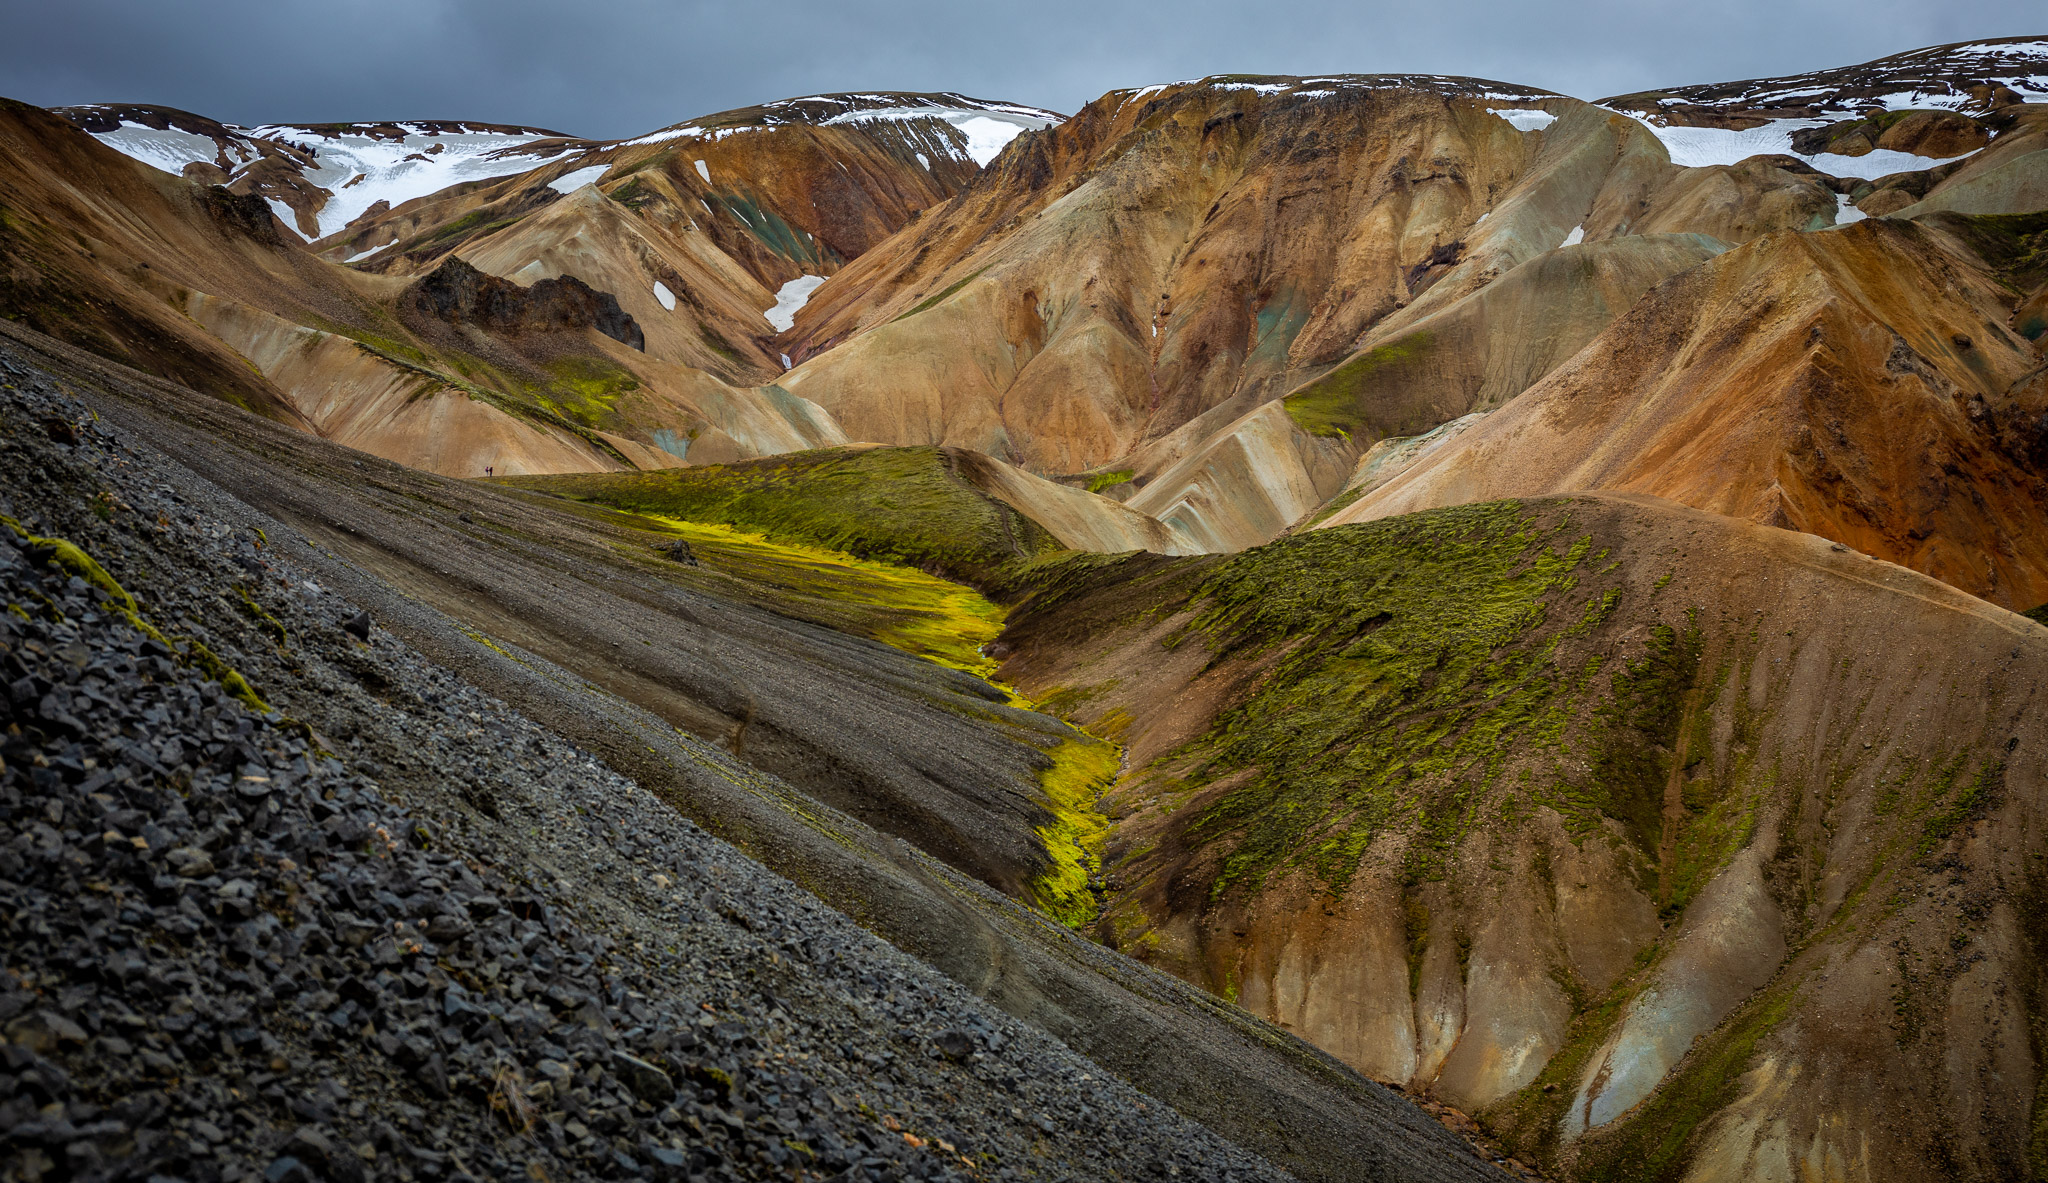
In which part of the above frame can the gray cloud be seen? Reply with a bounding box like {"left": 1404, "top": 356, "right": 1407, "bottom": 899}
{"left": 2, "top": 0, "right": 2037, "bottom": 138}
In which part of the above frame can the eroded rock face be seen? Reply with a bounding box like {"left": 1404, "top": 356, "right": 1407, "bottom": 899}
{"left": 402, "top": 256, "right": 645, "bottom": 350}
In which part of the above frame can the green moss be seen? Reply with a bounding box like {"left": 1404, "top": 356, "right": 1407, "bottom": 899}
{"left": 1301, "top": 482, "right": 1370, "bottom": 529}
{"left": 607, "top": 176, "right": 654, "bottom": 208}
{"left": 1401, "top": 888, "right": 1431, "bottom": 995}
{"left": 1281, "top": 330, "right": 1437, "bottom": 439}
{"left": 1924, "top": 209, "right": 2048, "bottom": 299}
{"left": 529, "top": 356, "right": 640, "bottom": 429}
{"left": 1059, "top": 499, "right": 1730, "bottom": 900}
{"left": 1027, "top": 737, "right": 1123, "bottom": 927}
{"left": 893, "top": 267, "right": 990, "bottom": 322}
{"left": 411, "top": 206, "right": 527, "bottom": 250}
{"left": 1919, "top": 758, "right": 2002, "bottom": 855}
{"left": 339, "top": 340, "right": 635, "bottom": 467}
{"left": 1086, "top": 469, "right": 1135, "bottom": 494}
{"left": 2, "top": 516, "right": 271, "bottom": 713}
{"left": 1576, "top": 615, "right": 1703, "bottom": 859}
{"left": 501, "top": 446, "right": 1059, "bottom": 588}
{"left": 1177, "top": 500, "right": 1608, "bottom": 894}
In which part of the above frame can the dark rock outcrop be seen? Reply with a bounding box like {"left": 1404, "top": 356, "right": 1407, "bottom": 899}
{"left": 403, "top": 257, "right": 645, "bottom": 351}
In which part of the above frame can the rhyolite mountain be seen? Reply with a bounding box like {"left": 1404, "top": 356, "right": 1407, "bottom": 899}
{"left": 3, "top": 31, "right": 2048, "bottom": 1183}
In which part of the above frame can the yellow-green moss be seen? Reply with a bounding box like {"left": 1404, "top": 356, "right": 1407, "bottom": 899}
{"left": 503, "top": 445, "right": 1059, "bottom": 588}
{"left": 1026, "top": 737, "right": 1123, "bottom": 927}
{"left": 2, "top": 516, "right": 271, "bottom": 713}
{"left": 235, "top": 585, "right": 288, "bottom": 648}
{"left": 1281, "top": 330, "right": 1437, "bottom": 439}
{"left": 645, "top": 518, "right": 1007, "bottom": 677}
{"left": 529, "top": 356, "right": 640, "bottom": 429}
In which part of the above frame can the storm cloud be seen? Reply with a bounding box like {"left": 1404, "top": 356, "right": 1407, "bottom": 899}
{"left": 2, "top": 0, "right": 2036, "bottom": 137}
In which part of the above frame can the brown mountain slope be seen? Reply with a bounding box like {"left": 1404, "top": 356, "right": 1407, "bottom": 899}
{"left": 991, "top": 491, "right": 2048, "bottom": 1183}
{"left": 1323, "top": 217, "right": 2048, "bottom": 607}
{"left": 1119, "top": 231, "right": 1732, "bottom": 550}
{"left": 764, "top": 75, "right": 1868, "bottom": 477}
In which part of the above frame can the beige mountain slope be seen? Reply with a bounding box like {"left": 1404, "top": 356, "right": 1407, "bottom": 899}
{"left": 1322, "top": 217, "right": 2048, "bottom": 607}
{"left": 763, "top": 74, "right": 1878, "bottom": 480}
{"left": 992, "top": 491, "right": 2048, "bottom": 1183}
{"left": 454, "top": 184, "right": 789, "bottom": 381}
{"left": 1130, "top": 231, "right": 1731, "bottom": 549}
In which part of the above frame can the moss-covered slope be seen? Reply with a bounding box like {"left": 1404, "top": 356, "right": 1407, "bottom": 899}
{"left": 994, "top": 492, "right": 2048, "bottom": 1183}
{"left": 501, "top": 445, "right": 1062, "bottom": 586}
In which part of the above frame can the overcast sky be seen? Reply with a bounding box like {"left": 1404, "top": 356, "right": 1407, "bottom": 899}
{"left": 3, "top": 0, "right": 2037, "bottom": 138}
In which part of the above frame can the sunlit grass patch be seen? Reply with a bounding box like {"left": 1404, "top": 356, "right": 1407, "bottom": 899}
{"left": 646, "top": 516, "right": 1007, "bottom": 677}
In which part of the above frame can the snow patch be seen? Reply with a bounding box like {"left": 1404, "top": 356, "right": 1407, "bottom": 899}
{"left": 547, "top": 165, "right": 609, "bottom": 194}
{"left": 264, "top": 199, "right": 312, "bottom": 240}
{"left": 915, "top": 152, "right": 930, "bottom": 170}
{"left": 764, "top": 275, "right": 826, "bottom": 332}
{"left": 653, "top": 281, "right": 677, "bottom": 311}
{"left": 821, "top": 106, "right": 1056, "bottom": 167}
{"left": 1620, "top": 113, "right": 1975, "bottom": 180}
{"left": 1833, "top": 193, "right": 1867, "bottom": 225}
{"left": 88, "top": 121, "right": 248, "bottom": 177}
{"left": 244, "top": 124, "right": 556, "bottom": 240}
{"left": 620, "top": 125, "right": 703, "bottom": 148}
{"left": 1561, "top": 224, "right": 1585, "bottom": 247}
{"left": 952, "top": 116, "right": 1030, "bottom": 166}
{"left": 694, "top": 159, "right": 711, "bottom": 184}
{"left": 1488, "top": 107, "right": 1557, "bottom": 132}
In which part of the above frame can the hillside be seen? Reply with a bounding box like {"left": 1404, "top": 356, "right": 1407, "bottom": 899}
{"left": 0, "top": 315, "right": 1509, "bottom": 1182}
{"left": 991, "top": 492, "right": 2048, "bottom": 1182}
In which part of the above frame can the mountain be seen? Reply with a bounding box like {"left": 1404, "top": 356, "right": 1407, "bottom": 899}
{"left": 51, "top": 103, "right": 594, "bottom": 241}
{"left": 38, "top": 92, "right": 1064, "bottom": 477}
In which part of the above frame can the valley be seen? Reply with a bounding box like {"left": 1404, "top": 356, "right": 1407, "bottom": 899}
{"left": 4, "top": 30, "right": 2048, "bottom": 1183}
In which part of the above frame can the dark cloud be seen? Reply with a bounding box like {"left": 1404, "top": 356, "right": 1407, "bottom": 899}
{"left": 2, "top": 0, "right": 2037, "bottom": 138}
